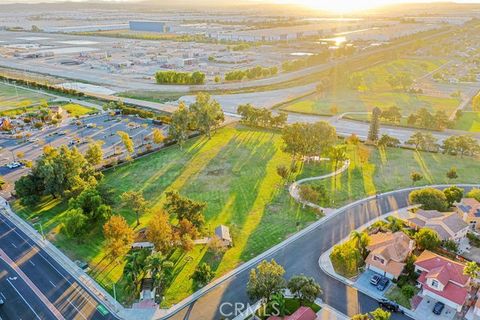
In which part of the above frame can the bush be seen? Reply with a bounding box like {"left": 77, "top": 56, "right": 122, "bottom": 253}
{"left": 401, "top": 284, "right": 416, "bottom": 299}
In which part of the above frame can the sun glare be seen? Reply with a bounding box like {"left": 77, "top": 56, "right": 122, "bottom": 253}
{"left": 283, "top": 0, "right": 398, "bottom": 13}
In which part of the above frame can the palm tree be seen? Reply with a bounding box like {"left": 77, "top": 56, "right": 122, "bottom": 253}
{"left": 329, "top": 145, "right": 348, "bottom": 191}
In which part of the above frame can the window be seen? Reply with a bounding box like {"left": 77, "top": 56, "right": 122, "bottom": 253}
{"left": 373, "top": 255, "right": 385, "bottom": 264}
{"left": 431, "top": 280, "right": 439, "bottom": 288}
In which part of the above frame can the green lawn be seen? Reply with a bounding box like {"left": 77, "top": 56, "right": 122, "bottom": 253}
{"left": 385, "top": 285, "right": 419, "bottom": 309}
{"left": 61, "top": 103, "right": 98, "bottom": 117}
{"left": 280, "top": 58, "right": 459, "bottom": 117}
{"left": 305, "top": 145, "right": 480, "bottom": 208}
{"left": 0, "top": 82, "right": 53, "bottom": 111}
{"left": 14, "top": 125, "right": 322, "bottom": 306}
{"left": 453, "top": 111, "right": 480, "bottom": 132}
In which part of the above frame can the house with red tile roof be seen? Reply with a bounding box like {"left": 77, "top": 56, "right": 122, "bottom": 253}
{"left": 364, "top": 231, "right": 415, "bottom": 279}
{"left": 267, "top": 306, "right": 317, "bottom": 320}
{"left": 414, "top": 250, "right": 471, "bottom": 312}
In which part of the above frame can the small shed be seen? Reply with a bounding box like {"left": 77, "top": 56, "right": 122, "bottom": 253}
{"left": 214, "top": 225, "right": 232, "bottom": 247}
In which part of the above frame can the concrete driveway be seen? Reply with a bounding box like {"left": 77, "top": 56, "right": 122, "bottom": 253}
{"left": 414, "top": 296, "right": 456, "bottom": 320}
{"left": 355, "top": 269, "right": 392, "bottom": 300}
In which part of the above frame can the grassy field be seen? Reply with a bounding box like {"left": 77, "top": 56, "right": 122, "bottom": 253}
{"left": 453, "top": 111, "right": 480, "bottom": 132}
{"left": 305, "top": 145, "right": 480, "bottom": 208}
{"left": 14, "top": 125, "right": 322, "bottom": 306}
{"left": 61, "top": 103, "right": 98, "bottom": 117}
{"left": 117, "top": 90, "right": 184, "bottom": 104}
{"left": 281, "top": 59, "right": 459, "bottom": 117}
{"left": 0, "top": 82, "right": 54, "bottom": 111}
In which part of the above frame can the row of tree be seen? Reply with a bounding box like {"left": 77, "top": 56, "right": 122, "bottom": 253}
{"left": 408, "top": 186, "right": 465, "bottom": 212}
{"left": 224, "top": 66, "right": 278, "bottom": 81}
{"left": 237, "top": 104, "right": 287, "bottom": 129}
{"left": 406, "top": 108, "right": 450, "bottom": 130}
{"left": 169, "top": 93, "right": 224, "bottom": 147}
{"left": 155, "top": 71, "right": 206, "bottom": 85}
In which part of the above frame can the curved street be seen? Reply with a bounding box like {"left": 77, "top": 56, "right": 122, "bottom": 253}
{"left": 163, "top": 185, "right": 478, "bottom": 320}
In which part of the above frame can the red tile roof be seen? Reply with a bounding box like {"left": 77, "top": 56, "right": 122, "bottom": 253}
{"left": 267, "top": 307, "right": 317, "bottom": 320}
{"left": 418, "top": 271, "right": 468, "bottom": 306}
{"left": 415, "top": 250, "right": 469, "bottom": 286}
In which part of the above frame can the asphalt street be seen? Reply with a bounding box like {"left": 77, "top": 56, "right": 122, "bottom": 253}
{"left": 165, "top": 186, "right": 476, "bottom": 320}
{"left": 0, "top": 210, "right": 118, "bottom": 320}
{"left": 0, "top": 258, "right": 57, "bottom": 320}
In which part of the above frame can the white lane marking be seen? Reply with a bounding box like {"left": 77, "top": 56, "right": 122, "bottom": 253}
{"left": 6, "top": 278, "right": 41, "bottom": 320}
{"left": 0, "top": 214, "right": 98, "bottom": 310}
{"left": 66, "top": 298, "right": 87, "bottom": 320}
{"left": 49, "top": 280, "right": 57, "bottom": 288}
{"left": 0, "top": 291, "right": 5, "bottom": 300}
{"left": 29, "top": 260, "right": 36, "bottom": 267}
{"left": 10, "top": 242, "right": 16, "bottom": 248}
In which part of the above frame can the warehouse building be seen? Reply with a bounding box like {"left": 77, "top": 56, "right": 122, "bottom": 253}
{"left": 129, "top": 21, "right": 170, "bottom": 33}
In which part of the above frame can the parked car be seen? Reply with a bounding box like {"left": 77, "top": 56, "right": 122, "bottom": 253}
{"left": 433, "top": 302, "right": 445, "bottom": 315}
{"left": 378, "top": 299, "right": 402, "bottom": 313}
{"left": 6, "top": 162, "right": 21, "bottom": 169}
{"left": 370, "top": 274, "right": 382, "bottom": 286}
{"left": 376, "top": 277, "right": 390, "bottom": 291}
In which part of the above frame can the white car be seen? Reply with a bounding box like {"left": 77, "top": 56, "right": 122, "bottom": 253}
{"left": 6, "top": 162, "right": 21, "bottom": 169}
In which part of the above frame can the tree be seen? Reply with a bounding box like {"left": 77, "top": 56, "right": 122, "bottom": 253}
{"left": 62, "top": 208, "right": 88, "bottom": 239}
{"left": 276, "top": 165, "right": 290, "bottom": 182}
{"left": 415, "top": 228, "right": 441, "bottom": 250}
{"left": 378, "top": 134, "right": 400, "bottom": 147}
{"left": 443, "top": 239, "right": 458, "bottom": 253}
{"left": 329, "top": 145, "right": 348, "bottom": 190}
{"left": 401, "top": 284, "right": 415, "bottom": 299}
{"left": 287, "top": 275, "right": 322, "bottom": 304}
{"left": 370, "top": 308, "right": 391, "bottom": 320}
{"left": 103, "top": 215, "right": 135, "bottom": 261}
{"left": 85, "top": 141, "right": 104, "bottom": 165}
{"left": 164, "top": 191, "right": 206, "bottom": 229}
{"left": 299, "top": 185, "right": 320, "bottom": 204}
{"left": 247, "top": 259, "right": 286, "bottom": 304}
{"left": 191, "top": 263, "right": 215, "bottom": 288}
{"left": 208, "top": 236, "right": 228, "bottom": 259}
{"left": 189, "top": 92, "right": 224, "bottom": 139}
{"left": 443, "top": 186, "right": 463, "bottom": 206}
{"left": 367, "top": 107, "right": 381, "bottom": 142}
{"left": 350, "top": 230, "right": 369, "bottom": 259}
{"left": 147, "top": 211, "right": 174, "bottom": 254}
{"left": 282, "top": 122, "right": 337, "bottom": 160}
{"left": 351, "top": 314, "right": 369, "bottom": 320}
{"left": 409, "top": 188, "right": 449, "bottom": 211}
{"left": 406, "top": 132, "right": 425, "bottom": 150}
{"left": 410, "top": 171, "right": 423, "bottom": 185}
{"left": 467, "top": 188, "right": 480, "bottom": 202}
{"left": 152, "top": 128, "right": 165, "bottom": 145}
{"left": 117, "top": 131, "right": 134, "bottom": 154}
{"left": 169, "top": 102, "right": 191, "bottom": 148}
{"left": 121, "top": 191, "right": 147, "bottom": 226}
{"left": 463, "top": 261, "right": 480, "bottom": 280}
{"left": 446, "top": 167, "right": 458, "bottom": 180}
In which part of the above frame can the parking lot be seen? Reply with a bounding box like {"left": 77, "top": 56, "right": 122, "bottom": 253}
{"left": 0, "top": 112, "right": 167, "bottom": 191}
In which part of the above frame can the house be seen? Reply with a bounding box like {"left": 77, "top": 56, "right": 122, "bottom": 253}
{"left": 405, "top": 209, "right": 469, "bottom": 243}
{"left": 454, "top": 198, "right": 480, "bottom": 230}
{"left": 214, "top": 225, "right": 232, "bottom": 247}
{"left": 365, "top": 231, "right": 415, "bottom": 279}
{"left": 415, "top": 250, "right": 470, "bottom": 312}
{"left": 267, "top": 306, "right": 317, "bottom": 320}
{"left": 49, "top": 106, "right": 65, "bottom": 117}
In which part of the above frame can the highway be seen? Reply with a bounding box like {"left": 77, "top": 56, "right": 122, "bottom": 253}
{"left": 163, "top": 186, "right": 477, "bottom": 320}
{"left": 0, "top": 209, "right": 117, "bottom": 320}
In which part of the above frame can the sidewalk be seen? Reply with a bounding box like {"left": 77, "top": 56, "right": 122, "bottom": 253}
{"left": 318, "top": 205, "right": 419, "bottom": 319}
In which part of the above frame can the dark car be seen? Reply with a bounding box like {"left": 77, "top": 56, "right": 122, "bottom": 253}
{"left": 379, "top": 299, "right": 402, "bottom": 313}
{"left": 433, "top": 302, "right": 445, "bottom": 315}
{"left": 376, "top": 277, "right": 390, "bottom": 291}
{"left": 370, "top": 274, "right": 382, "bottom": 285}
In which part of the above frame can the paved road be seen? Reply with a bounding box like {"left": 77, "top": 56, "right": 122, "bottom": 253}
{"left": 164, "top": 186, "right": 476, "bottom": 320}
{"left": 0, "top": 258, "right": 57, "bottom": 320}
{"left": 0, "top": 209, "right": 118, "bottom": 320}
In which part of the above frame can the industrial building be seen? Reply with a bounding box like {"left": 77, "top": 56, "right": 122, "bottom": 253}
{"left": 129, "top": 21, "right": 169, "bottom": 33}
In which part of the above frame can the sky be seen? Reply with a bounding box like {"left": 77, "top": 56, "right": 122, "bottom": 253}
{"left": 4, "top": 0, "right": 480, "bottom": 12}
